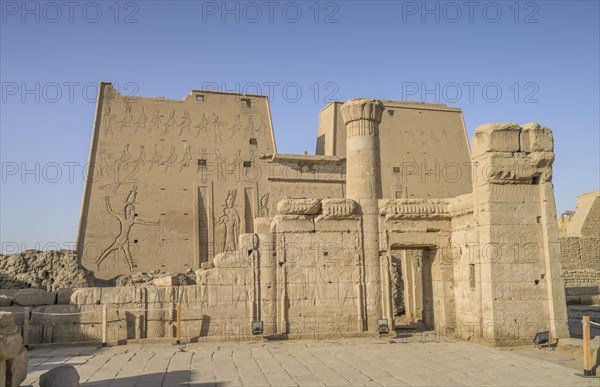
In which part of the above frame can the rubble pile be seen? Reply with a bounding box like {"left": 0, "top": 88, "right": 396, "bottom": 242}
{"left": 0, "top": 250, "right": 95, "bottom": 291}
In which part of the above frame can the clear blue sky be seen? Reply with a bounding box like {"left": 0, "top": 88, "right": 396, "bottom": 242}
{"left": 1, "top": 0, "right": 599, "bottom": 252}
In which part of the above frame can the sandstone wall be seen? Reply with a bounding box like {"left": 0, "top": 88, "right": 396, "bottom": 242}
{"left": 559, "top": 237, "right": 600, "bottom": 291}
{"left": 317, "top": 101, "right": 473, "bottom": 199}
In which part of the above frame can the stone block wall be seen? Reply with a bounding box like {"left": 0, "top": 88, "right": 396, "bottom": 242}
{"left": 560, "top": 237, "right": 600, "bottom": 295}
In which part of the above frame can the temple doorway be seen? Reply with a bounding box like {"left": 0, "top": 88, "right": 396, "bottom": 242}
{"left": 390, "top": 248, "right": 436, "bottom": 330}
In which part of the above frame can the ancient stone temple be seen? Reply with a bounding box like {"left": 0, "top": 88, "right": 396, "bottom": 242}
{"left": 77, "top": 83, "right": 569, "bottom": 345}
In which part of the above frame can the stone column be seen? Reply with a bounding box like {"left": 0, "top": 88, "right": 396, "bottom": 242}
{"left": 341, "top": 98, "right": 385, "bottom": 331}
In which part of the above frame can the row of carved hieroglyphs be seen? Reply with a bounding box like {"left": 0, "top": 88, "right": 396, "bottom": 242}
{"left": 102, "top": 106, "right": 268, "bottom": 141}
{"left": 97, "top": 144, "right": 259, "bottom": 193}
{"left": 393, "top": 127, "right": 466, "bottom": 151}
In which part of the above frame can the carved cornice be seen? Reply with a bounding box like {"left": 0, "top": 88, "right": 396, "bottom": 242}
{"left": 379, "top": 199, "right": 450, "bottom": 219}
{"left": 277, "top": 198, "right": 321, "bottom": 215}
{"left": 340, "top": 99, "right": 385, "bottom": 137}
{"left": 321, "top": 198, "right": 357, "bottom": 219}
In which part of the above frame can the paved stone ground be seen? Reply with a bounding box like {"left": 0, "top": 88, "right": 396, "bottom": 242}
{"left": 23, "top": 337, "right": 597, "bottom": 387}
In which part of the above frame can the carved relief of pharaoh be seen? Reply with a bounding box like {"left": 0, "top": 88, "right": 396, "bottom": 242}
{"left": 121, "top": 106, "right": 134, "bottom": 132}
{"left": 218, "top": 190, "right": 240, "bottom": 253}
{"left": 178, "top": 110, "right": 191, "bottom": 136}
{"left": 194, "top": 113, "right": 209, "bottom": 136}
{"left": 96, "top": 188, "right": 158, "bottom": 270}
{"left": 162, "top": 110, "right": 176, "bottom": 135}
{"left": 149, "top": 109, "right": 161, "bottom": 133}
{"left": 258, "top": 194, "right": 270, "bottom": 217}
{"left": 133, "top": 107, "right": 147, "bottom": 134}
{"left": 103, "top": 106, "right": 114, "bottom": 136}
{"left": 179, "top": 145, "right": 192, "bottom": 172}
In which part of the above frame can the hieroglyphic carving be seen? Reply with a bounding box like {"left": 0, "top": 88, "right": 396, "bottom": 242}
{"left": 359, "top": 163, "right": 377, "bottom": 197}
{"left": 230, "top": 149, "right": 242, "bottom": 174}
{"left": 197, "top": 148, "right": 208, "bottom": 173}
{"left": 215, "top": 149, "right": 226, "bottom": 182}
{"left": 114, "top": 144, "right": 131, "bottom": 170}
{"left": 133, "top": 107, "right": 147, "bottom": 134}
{"left": 213, "top": 113, "right": 224, "bottom": 143}
{"left": 494, "top": 284, "right": 543, "bottom": 300}
{"left": 194, "top": 113, "right": 209, "bottom": 137}
{"left": 103, "top": 106, "right": 114, "bottom": 136}
{"left": 162, "top": 146, "right": 177, "bottom": 173}
{"left": 98, "top": 149, "right": 113, "bottom": 180}
{"left": 96, "top": 189, "right": 159, "bottom": 270}
{"left": 179, "top": 145, "right": 192, "bottom": 172}
{"left": 148, "top": 109, "right": 161, "bottom": 133}
{"left": 229, "top": 114, "right": 242, "bottom": 138}
{"left": 259, "top": 194, "right": 270, "bottom": 217}
{"left": 162, "top": 110, "right": 176, "bottom": 135}
{"left": 121, "top": 106, "right": 134, "bottom": 132}
{"left": 217, "top": 190, "right": 240, "bottom": 252}
{"left": 147, "top": 145, "right": 161, "bottom": 172}
{"left": 129, "top": 145, "right": 145, "bottom": 167}
{"left": 178, "top": 111, "right": 191, "bottom": 136}
{"left": 379, "top": 199, "right": 450, "bottom": 218}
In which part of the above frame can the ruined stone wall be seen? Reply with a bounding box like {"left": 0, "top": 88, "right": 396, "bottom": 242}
{"left": 556, "top": 191, "right": 600, "bottom": 304}
{"left": 559, "top": 237, "right": 600, "bottom": 288}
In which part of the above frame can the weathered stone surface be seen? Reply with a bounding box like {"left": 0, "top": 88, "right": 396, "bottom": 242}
{"left": 0, "top": 312, "right": 21, "bottom": 358}
{"left": 153, "top": 275, "right": 180, "bottom": 286}
{"left": 520, "top": 122, "right": 554, "bottom": 152}
{"left": 471, "top": 122, "right": 521, "bottom": 157}
{"left": 13, "top": 288, "right": 57, "bottom": 306}
{"left": 200, "top": 262, "right": 214, "bottom": 270}
{"left": 39, "top": 364, "right": 80, "bottom": 387}
{"left": 0, "top": 294, "right": 12, "bottom": 307}
{"left": 213, "top": 252, "right": 246, "bottom": 268}
{"left": 277, "top": 198, "right": 321, "bottom": 215}
{"left": 57, "top": 288, "right": 75, "bottom": 305}
{"left": 0, "top": 289, "right": 17, "bottom": 297}
{"left": 321, "top": 198, "right": 357, "bottom": 219}
{"left": 0, "top": 312, "right": 28, "bottom": 387}
{"left": 0, "top": 250, "right": 94, "bottom": 291}
{"left": 557, "top": 191, "right": 600, "bottom": 303}
{"left": 114, "top": 270, "right": 196, "bottom": 286}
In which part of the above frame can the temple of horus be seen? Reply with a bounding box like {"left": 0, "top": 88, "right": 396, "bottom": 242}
{"left": 5, "top": 82, "right": 600, "bottom": 375}
{"left": 31, "top": 80, "right": 591, "bottom": 348}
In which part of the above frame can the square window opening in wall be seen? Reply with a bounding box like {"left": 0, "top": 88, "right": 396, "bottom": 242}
{"left": 393, "top": 166, "right": 400, "bottom": 173}
{"left": 531, "top": 175, "right": 540, "bottom": 185}
{"left": 198, "top": 159, "right": 207, "bottom": 166}
{"left": 196, "top": 94, "right": 205, "bottom": 102}
{"left": 388, "top": 110, "right": 394, "bottom": 116}
{"left": 243, "top": 161, "right": 252, "bottom": 168}
{"left": 133, "top": 239, "right": 138, "bottom": 244}
{"left": 249, "top": 138, "right": 258, "bottom": 145}
{"left": 241, "top": 98, "right": 251, "bottom": 108}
